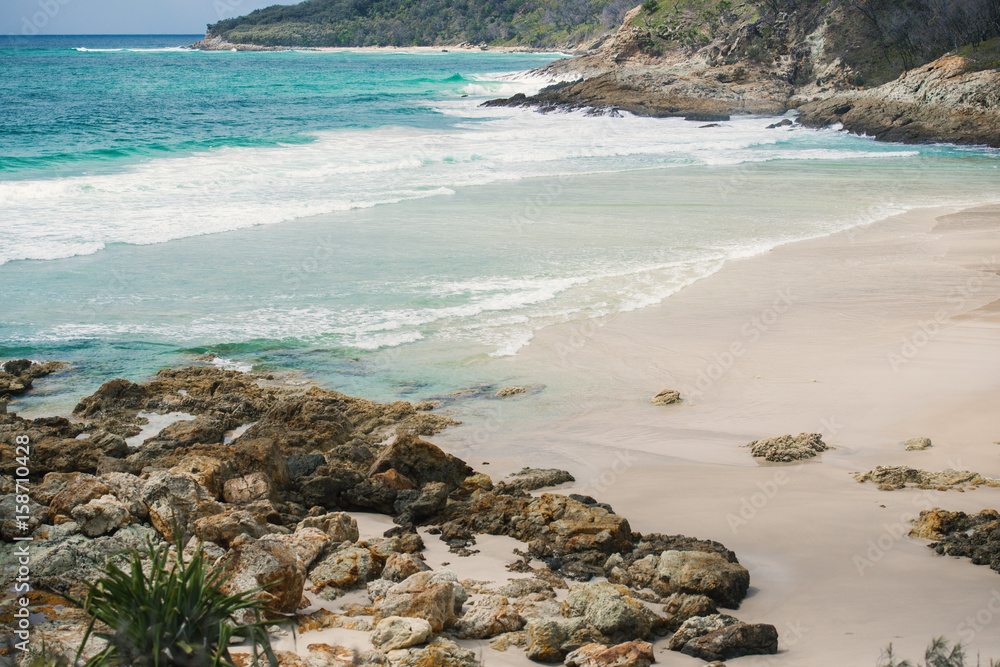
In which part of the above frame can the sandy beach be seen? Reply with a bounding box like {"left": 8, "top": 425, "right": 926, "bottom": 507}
{"left": 420, "top": 203, "right": 1000, "bottom": 663}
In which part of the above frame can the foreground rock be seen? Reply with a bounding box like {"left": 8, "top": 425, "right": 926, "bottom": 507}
{"left": 911, "top": 508, "right": 1000, "bottom": 573}
{"left": 746, "top": 432, "right": 828, "bottom": 462}
{"left": 650, "top": 389, "right": 681, "bottom": 405}
{"left": 855, "top": 466, "right": 998, "bottom": 490}
{"left": 564, "top": 640, "right": 654, "bottom": 667}
{"left": 371, "top": 616, "right": 432, "bottom": 650}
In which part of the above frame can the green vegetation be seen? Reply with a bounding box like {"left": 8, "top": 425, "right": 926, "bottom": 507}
{"left": 957, "top": 35, "right": 1000, "bottom": 71}
{"left": 631, "top": 0, "right": 742, "bottom": 51}
{"left": 207, "top": 0, "right": 632, "bottom": 48}
{"left": 74, "top": 539, "right": 285, "bottom": 667}
{"left": 878, "top": 638, "right": 998, "bottom": 667}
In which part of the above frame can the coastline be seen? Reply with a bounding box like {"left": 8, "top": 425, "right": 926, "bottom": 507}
{"left": 186, "top": 35, "right": 576, "bottom": 57}
{"left": 429, "top": 202, "right": 1000, "bottom": 662}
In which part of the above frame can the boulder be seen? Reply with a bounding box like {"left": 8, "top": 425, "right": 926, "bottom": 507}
{"left": 525, "top": 617, "right": 602, "bottom": 662}
{"left": 49, "top": 474, "right": 113, "bottom": 517}
{"left": 562, "top": 581, "right": 664, "bottom": 640}
{"left": 662, "top": 592, "right": 718, "bottom": 631}
{"left": 454, "top": 594, "right": 525, "bottom": 639}
{"left": 372, "top": 571, "right": 468, "bottom": 632}
{"left": 502, "top": 467, "right": 576, "bottom": 492}
{"left": 259, "top": 527, "right": 332, "bottom": 568}
{"left": 139, "top": 471, "right": 224, "bottom": 542}
{"left": 155, "top": 416, "right": 226, "bottom": 447}
{"left": 367, "top": 433, "right": 473, "bottom": 490}
{"left": 223, "top": 472, "right": 276, "bottom": 504}
{"left": 99, "top": 472, "right": 147, "bottom": 520}
{"left": 220, "top": 540, "right": 306, "bottom": 616}
{"left": 904, "top": 437, "right": 933, "bottom": 451}
{"left": 654, "top": 550, "right": 750, "bottom": 608}
{"left": 564, "top": 640, "right": 655, "bottom": 667}
{"left": 297, "top": 512, "right": 359, "bottom": 542}
{"left": 192, "top": 510, "right": 273, "bottom": 548}
{"left": 679, "top": 622, "right": 779, "bottom": 661}
{"left": 382, "top": 552, "right": 431, "bottom": 582}
{"left": 391, "top": 637, "right": 479, "bottom": 666}
{"left": 650, "top": 389, "right": 681, "bottom": 405}
{"left": 309, "top": 542, "right": 385, "bottom": 599}
{"left": 667, "top": 614, "right": 740, "bottom": 650}
{"left": 70, "top": 495, "right": 130, "bottom": 537}
{"left": 167, "top": 454, "right": 234, "bottom": 498}
{"left": 371, "top": 616, "right": 433, "bottom": 650}
{"left": 746, "top": 433, "right": 828, "bottom": 462}
{"left": 73, "top": 378, "right": 149, "bottom": 419}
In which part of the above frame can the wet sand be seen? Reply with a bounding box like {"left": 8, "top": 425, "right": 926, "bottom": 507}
{"left": 431, "top": 203, "right": 1000, "bottom": 663}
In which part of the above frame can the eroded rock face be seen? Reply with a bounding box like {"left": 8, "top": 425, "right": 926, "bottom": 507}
{"left": 501, "top": 467, "right": 575, "bottom": 492}
{"left": 654, "top": 551, "right": 750, "bottom": 609}
{"left": 297, "top": 512, "right": 359, "bottom": 542}
{"left": 454, "top": 594, "right": 525, "bottom": 639}
{"left": 372, "top": 571, "right": 468, "bottom": 633}
{"left": 139, "top": 471, "right": 224, "bottom": 543}
{"left": 371, "top": 616, "right": 432, "bottom": 650}
{"left": 855, "top": 466, "right": 997, "bottom": 490}
{"left": 310, "top": 542, "right": 385, "bottom": 599}
{"left": 70, "top": 495, "right": 130, "bottom": 537}
{"left": 562, "top": 581, "right": 665, "bottom": 640}
{"left": 565, "top": 640, "right": 655, "bottom": 667}
{"left": 192, "top": 509, "right": 274, "bottom": 548}
{"left": 220, "top": 539, "right": 306, "bottom": 615}
{"left": 746, "top": 432, "right": 828, "bottom": 462}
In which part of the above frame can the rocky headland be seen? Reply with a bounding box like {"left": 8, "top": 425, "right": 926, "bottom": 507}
{"left": 0, "top": 363, "right": 780, "bottom": 665}
{"left": 485, "top": 2, "right": 1000, "bottom": 147}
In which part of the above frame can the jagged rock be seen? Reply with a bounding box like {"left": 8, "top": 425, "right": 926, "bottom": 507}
{"left": 525, "top": 617, "right": 604, "bottom": 662}
{"left": 371, "top": 616, "right": 433, "bottom": 650}
{"left": 650, "top": 389, "right": 681, "bottom": 405}
{"left": 367, "top": 432, "right": 473, "bottom": 490}
{"left": 295, "top": 608, "right": 374, "bottom": 632}
{"left": 653, "top": 551, "right": 750, "bottom": 608}
{"left": 499, "top": 577, "right": 556, "bottom": 598}
{"left": 854, "top": 466, "right": 997, "bottom": 490}
{"left": 155, "top": 416, "right": 226, "bottom": 447}
{"left": 192, "top": 510, "right": 274, "bottom": 548}
{"left": 259, "top": 527, "right": 332, "bottom": 567}
{"left": 679, "top": 622, "right": 779, "bottom": 661}
{"left": 372, "top": 570, "right": 468, "bottom": 632}
{"left": 288, "top": 453, "right": 326, "bottom": 480}
{"left": 502, "top": 467, "right": 576, "bottom": 492}
{"left": 1, "top": 359, "right": 32, "bottom": 376}
{"left": 746, "top": 432, "right": 828, "bottom": 462}
{"left": 914, "top": 509, "right": 1000, "bottom": 572}
{"left": 1, "top": 422, "right": 125, "bottom": 476}
{"left": 167, "top": 454, "right": 234, "bottom": 498}
{"left": 562, "top": 581, "right": 664, "bottom": 640}
{"left": 496, "top": 386, "right": 528, "bottom": 397}
{"left": 0, "top": 494, "right": 48, "bottom": 540}
{"left": 382, "top": 552, "right": 431, "bottom": 582}
{"left": 223, "top": 471, "right": 276, "bottom": 503}
{"left": 904, "top": 437, "right": 933, "bottom": 451}
{"left": 662, "top": 592, "right": 718, "bottom": 631}
{"left": 564, "top": 640, "right": 655, "bottom": 667}
{"left": 454, "top": 594, "right": 525, "bottom": 639}
{"left": 766, "top": 118, "right": 793, "bottom": 128}
{"left": 667, "top": 614, "right": 740, "bottom": 650}
{"left": 310, "top": 542, "right": 385, "bottom": 599}
{"left": 48, "top": 474, "right": 113, "bottom": 517}
{"left": 139, "top": 471, "right": 224, "bottom": 542}
{"left": 220, "top": 539, "right": 306, "bottom": 616}
{"left": 390, "top": 637, "right": 479, "bottom": 666}
{"left": 297, "top": 511, "right": 359, "bottom": 542}
{"left": 70, "top": 495, "right": 130, "bottom": 537}
{"left": 73, "top": 378, "right": 149, "bottom": 419}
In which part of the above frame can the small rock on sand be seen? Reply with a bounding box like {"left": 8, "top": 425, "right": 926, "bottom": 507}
{"left": 651, "top": 389, "right": 681, "bottom": 405}
{"left": 746, "top": 433, "right": 828, "bottom": 462}
{"left": 904, "top": 437, "right": 932, "bottom": 450}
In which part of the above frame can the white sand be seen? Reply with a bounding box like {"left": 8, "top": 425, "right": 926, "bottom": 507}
{"left": 430, "top": 204, "right": 1000, "bottom": 664}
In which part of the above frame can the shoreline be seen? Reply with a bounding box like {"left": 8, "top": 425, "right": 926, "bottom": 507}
{"left": 186, "top": 36, "right": 576, "bottom": 57}
{"left": 428, "top": 202, "right": 1000, "bottom": 662}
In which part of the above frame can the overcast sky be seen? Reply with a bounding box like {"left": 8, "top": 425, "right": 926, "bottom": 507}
{"left": 2, "top": 0, "right": 303, "bottom": 35}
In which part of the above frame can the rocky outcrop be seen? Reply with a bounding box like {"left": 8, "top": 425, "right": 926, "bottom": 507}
{"left": 219, "top": 539, "right": 307, "bottom": 616}
{"left": 854, "top": 466, "right": 998, "bottom": 490}
{"left": 911, "top": 508, "right": 1000, "bottom": 573}
{"left": 372, "top": 571, "right": 468, "bottom": 632}
{"left": 0, "top": 359, "right": 66, "bottom": 401}
{"left": 797, "top": 55, "right": 1000, "bottom": 148}
{"left": 501, "top": 467, "right": 576, "bottom": 492}
{"left": 564, "top": 640, "right": 655, "bottom": 667}
{"left": 371, "top": 616, "right": 433, "bottom": 650}
{"left": 746, "top": 432, "right": 828, "bottom": 462}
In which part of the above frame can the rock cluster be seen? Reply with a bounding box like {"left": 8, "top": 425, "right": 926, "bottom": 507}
{"left": 854, "top": 466, "right": 999, "bottom": 491}
{"left": 0, "top": 359, "right": 66, "bottom": 402}
{"left": 1, "top": 365, "right": 780, "bottom": 666}
{"left": 911, "top": 508, "right": 1000, "bottom": 573}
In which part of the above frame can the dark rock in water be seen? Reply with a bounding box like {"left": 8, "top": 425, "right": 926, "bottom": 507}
{"left": 699, "top": 123, "right": 722, "bottom": 128}
{"left": 684, "top": 112, "right": 730, "bottom": 122}
{"left": 766, "top": 118, "right": 793, "bottom": 128}
{"left": 501, "top": 467, "right": 575, "bottom": 492}
{"left": 74, "top": 378, "right": 149, "bottom": 419}
{"left": 2, "top": 359, "right": 32, "bottom": 376}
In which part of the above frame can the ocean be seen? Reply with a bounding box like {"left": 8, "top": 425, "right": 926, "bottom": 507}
{"left": 2, "top": 34, "right": 998, "bottom": 415}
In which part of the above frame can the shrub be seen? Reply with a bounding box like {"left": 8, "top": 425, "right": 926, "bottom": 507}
{"left": 74, "top": 539, "right": 287, "bottom": 666}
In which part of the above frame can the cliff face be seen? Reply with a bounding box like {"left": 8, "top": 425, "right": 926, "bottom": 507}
{"left": 796, "top": 55, "right": 1000, "bottom": 147}
{"left": 491, "top": 1, "right": 1000, "bottom": 146}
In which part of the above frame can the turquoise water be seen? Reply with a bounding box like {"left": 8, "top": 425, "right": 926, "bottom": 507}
{"left": 2, "top": 35, "right": 999, "bottom": 413}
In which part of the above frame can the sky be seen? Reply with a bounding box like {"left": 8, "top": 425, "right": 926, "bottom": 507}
{"left": 2, "top": 0, "right": 304, "bottom": 35}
